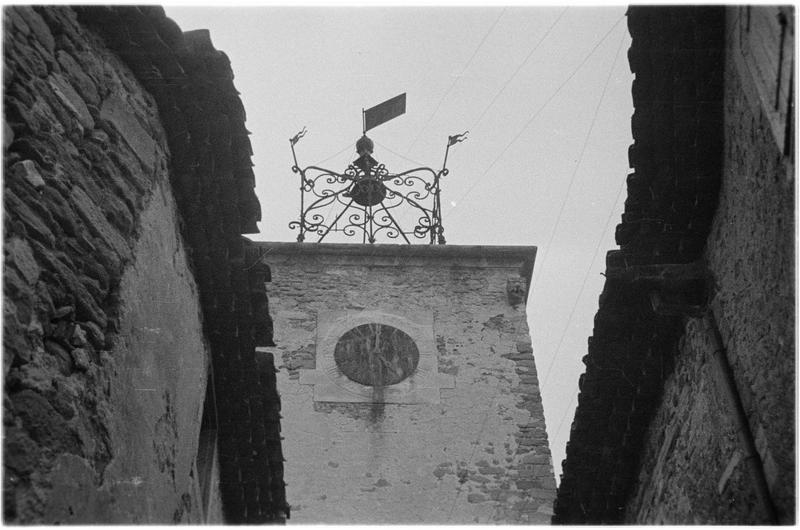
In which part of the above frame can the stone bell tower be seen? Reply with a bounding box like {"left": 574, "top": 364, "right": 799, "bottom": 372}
{"left": 254, "top": 100, "right": 556, "bottom": 523}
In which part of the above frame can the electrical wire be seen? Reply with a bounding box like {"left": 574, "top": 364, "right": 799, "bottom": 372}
{"left": 470, "top": 7, "right": 569, "bottom": 132}
{"left": 405, "top": 8, "right": 507, "bottom": 154}
{"left": 531, "top": 28, "right": 627, "bottom": 389}
{"left": 550, "top": 9, "right": 744, "bottom": 479}
{"left": 374, "top": 140, "right": 427, "bottom": 167}
{"left": 446, "top": 15, "right": 626, "bottom": 223}
{"left": 542, "top": 174, "right": 626, "bottom": 473}
{"left": 552, "top": 393, "right": 577, "bottom": 446}
{"left": 540, "top": 175, "right": 627, "bottom": 389}
{"left": 312, "top": 142, "right": 354, "bottom": 166}
{"left": 529, "top": 25, "right": 627, "bottom": 297}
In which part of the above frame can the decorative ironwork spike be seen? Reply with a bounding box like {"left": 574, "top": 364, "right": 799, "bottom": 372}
{"left": 447, "top": 131, "right": 469, "bottom": 146}
{"left": 289, "top": 130, "right": 456, "bottom": 245}
{"left": 290, "top": 126, "right": 307, "bottom": 146}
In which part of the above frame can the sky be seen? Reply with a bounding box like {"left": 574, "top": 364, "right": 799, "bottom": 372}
{"left": 165, "top": 5, "right": 633, "bottom": 484}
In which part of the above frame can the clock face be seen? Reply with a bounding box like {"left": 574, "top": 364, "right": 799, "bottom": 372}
{"left": 334, "top": 323, "right": 419, "bottom": 386}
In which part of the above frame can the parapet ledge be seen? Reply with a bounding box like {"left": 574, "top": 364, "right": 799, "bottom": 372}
{"left": 249, "top": 241, "right": 537, "bottom": 295}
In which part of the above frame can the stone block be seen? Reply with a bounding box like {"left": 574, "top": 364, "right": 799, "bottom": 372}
{"left": 10, "top": 389, "right": 81, "bottom": 455}
{"left": 5, "top": 189, "right": 55, "bottom": 246}
{"left": 516, "top": 340, "right": 533, "bottom": 353}
{"left": 10, "top": 160, "right": 45, "bottom": 190}
{"left": 48, "top": 73, "right": 94, "bottom": 131}
{"left": 55, "top": 50, "right": 100, "bottom": 106}
{"left": 521, "top": 453, "right": 551, "bottom": 465}
{"left": 467, "top": 493, "right": 487, "bottom": 503}
{"left": 99, "top": 93, "right": 158, "bottom": 174}
{"left": 18, "top": 7, "right": 55, "bottom": 54}
{"left": 40, "top": 187, "right": 78, "bottom": 237}
{"left": 70, "top": 348, "right": 90, "bottom": 371}
{"left": 4, "top": 119, "right": 15, "bottom": 150}
{"left": 7, "top": 7, "right": 32, "bottom": 37}
{"left": 69, "top": 186, "right": 130, "bottom": 261}
{"left": 6, "top": 236, "right": 40, "bottom": 285}
{"left": 79, "top": 321, "right": 105, "bottom": 349}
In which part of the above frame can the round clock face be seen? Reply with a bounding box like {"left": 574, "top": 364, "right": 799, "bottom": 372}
{"left": 334, "top": 323, "right": 419, "bottom": 386}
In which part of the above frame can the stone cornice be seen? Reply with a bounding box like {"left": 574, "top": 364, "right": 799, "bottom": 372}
{"left": 250, "top": 241, "right": 537, "bottom": 296}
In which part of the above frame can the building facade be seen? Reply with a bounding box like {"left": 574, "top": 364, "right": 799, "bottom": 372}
{"left": 258, "top": 242, "right": 556, "bottom": 523}
{"left": 3, "top": 6, "right": 286, "bottom": 523}
{"left": 554, "top": 6, "right": 794, "bottom": 524}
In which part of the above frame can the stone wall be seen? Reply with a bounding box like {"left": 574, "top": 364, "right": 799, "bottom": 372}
{"left": 3, "top": 6, "right": 218, "bottom": 523}
{"left": 70, "top": 6, "right": 287, "bottom": 522}
{"left": 623, "top": 318, "right": 761, "bottom": 523}
{"left": 624, "top": 5, "right": 795, "bottom": 524}
{"left": 257, "top": 242, "right": 555, "bottom": 524}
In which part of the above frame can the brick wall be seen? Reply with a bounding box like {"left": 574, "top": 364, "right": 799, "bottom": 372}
{"left": 3, "top": 6, "right": 217, "bottom": 523}
{"left": 257, "top": 242, "right": 555, "bottom": 524}
{"left": 624, "top": 6, "right": 795, "bottom": 524}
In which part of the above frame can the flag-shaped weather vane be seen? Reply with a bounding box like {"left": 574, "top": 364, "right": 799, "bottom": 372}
{"left": 289, "top": 93, "right": 467, "bottom": 245}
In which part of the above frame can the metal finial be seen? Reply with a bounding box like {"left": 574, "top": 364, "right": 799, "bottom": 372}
{"left": 356, "top": 134, "right": 374, "bottom": 156}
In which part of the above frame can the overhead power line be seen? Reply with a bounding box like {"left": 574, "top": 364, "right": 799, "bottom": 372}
{"left": 447, "top": 15, "right": 626, "bottom": 222}
{"left": 533, "top": 27, "right": 627, "bottom": 391}
{"left": 541, "top": 175, "right": 626, "bottom": 389}
{"left": 374, "top": 140, "right": 427, "bottom": 167}
{"left": 544, "top": 173, "right": 626, "bottom": 464}
{"left": 470, "top": 7, "right": 569, "bottom": 132}
{"left": 405, "top": 8, "right": 507, "bottom": 154}
{"left": 312, "top": 142, "right": 354, "bottom": 166}
{"left": 529, "top": 25, "right": 628, "bottom": 298}
{"left": 552, "top": 393, "right": 577, "bottom": 446}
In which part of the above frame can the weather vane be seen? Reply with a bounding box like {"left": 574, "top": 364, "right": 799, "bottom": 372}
{"left": 289, "top": 93, "right": 468, "bottom": 244}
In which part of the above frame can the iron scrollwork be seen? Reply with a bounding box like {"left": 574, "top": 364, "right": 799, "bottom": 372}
{"left": 289, "top": 132, "right": 463, "bottom": 245}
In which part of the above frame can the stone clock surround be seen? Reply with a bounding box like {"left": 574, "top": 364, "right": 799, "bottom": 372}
{"left": 300, "top": 309, "right": 455, "bottom": 404}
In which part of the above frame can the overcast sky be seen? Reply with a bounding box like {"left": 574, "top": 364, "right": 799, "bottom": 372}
{"left": 166, "top": 5, "right": 633, "bottom": 484}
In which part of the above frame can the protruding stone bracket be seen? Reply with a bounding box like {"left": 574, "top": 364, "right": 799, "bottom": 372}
{"left": 506, "top": 277, "right": 527, "bottom": 307}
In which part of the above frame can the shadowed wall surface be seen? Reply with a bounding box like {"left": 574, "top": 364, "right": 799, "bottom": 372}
{"left": 3, "top": 6, "right": 286, "bottom": 523}
{"left": 554, "top": 6, "right": 794, "bottom": 524}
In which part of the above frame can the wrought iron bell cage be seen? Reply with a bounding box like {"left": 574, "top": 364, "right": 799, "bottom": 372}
{"left": 288, "top": 130, "right": 466, "bottom": 245}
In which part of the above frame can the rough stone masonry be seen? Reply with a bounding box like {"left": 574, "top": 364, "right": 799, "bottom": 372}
{"left": 256, "top": 242, "right": 556, "bottom": 524}
{"left": 3, "top": 6, "right": 286, "bottom": 524}
{"left": 3, "top": 6, "right": 213, "bottom": 522}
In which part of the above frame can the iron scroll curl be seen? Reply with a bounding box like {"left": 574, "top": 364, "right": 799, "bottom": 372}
{"left": 288, "top": 131, "right": 460, "bottom": 245}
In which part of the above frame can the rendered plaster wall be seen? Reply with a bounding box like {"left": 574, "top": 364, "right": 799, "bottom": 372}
{"left": 3, "top": 6, "right": 219, "bottom": 523}
{"left": 625, "top": 7, "right": 795, "bottom": 524}
{"left": 42, "top": 178, "right": 215, "bottom": 524}
{"left": 262, "top": 243, "right": 555, "bottom": 524}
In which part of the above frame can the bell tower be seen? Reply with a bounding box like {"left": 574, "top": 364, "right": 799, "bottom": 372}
{"left": 254, "top": 97, "right": 556, "bottom": 523}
